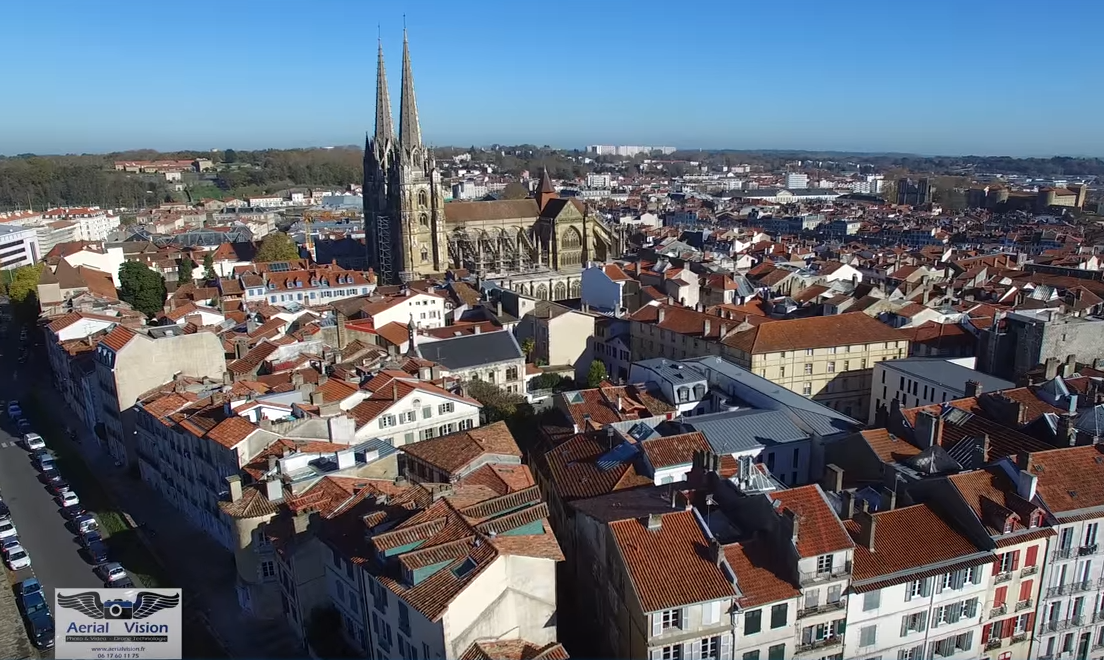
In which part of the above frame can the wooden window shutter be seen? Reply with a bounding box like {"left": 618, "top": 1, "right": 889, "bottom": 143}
{"left": 651, "top": 613, "right": 663, "bottom": 637}
{"left": 982, "top": 623, "right": 991, "bottom": 645}
{"left": 1025, "top": 544, "right": 1038, "bottom": 566}
{"left": 1011, "top": 550, "right": 1020, "bottom": 570}
{"left": 1019, "top": 579, "right": 1033, "bottom": 603}
{"left": 994, "top": 586, "right": 1007, "bottom": 607}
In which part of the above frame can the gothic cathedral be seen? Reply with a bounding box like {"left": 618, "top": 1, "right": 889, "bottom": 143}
{"left": 363, "top": 31, "right": 448, "bottom": 285}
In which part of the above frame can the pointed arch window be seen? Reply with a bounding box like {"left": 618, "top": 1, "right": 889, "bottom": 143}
{"left": 419, "top": 213, "right": 429, "bottom": 227}
{"left": 420, "top": 247, "right": 429, "bottom": 262}
{"left": 417, "top": 190, "right": 428, "bottom": 207}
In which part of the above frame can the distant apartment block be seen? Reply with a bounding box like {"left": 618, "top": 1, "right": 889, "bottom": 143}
{"left": 0, "top": 225, "right": 41, "bottom": 269}
{"left": 586, "top": 145, "right": 676, "bottom": 157}
{"left": 785, "top": 173, "right": 809, "bottom": 189}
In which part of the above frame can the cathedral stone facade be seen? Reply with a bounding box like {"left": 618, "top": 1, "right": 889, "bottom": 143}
{"left": 364, "top": 33, "right": 624, "bottom": 287}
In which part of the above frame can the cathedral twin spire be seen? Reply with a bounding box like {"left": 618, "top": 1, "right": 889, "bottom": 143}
{"left": 373, "top": 30, "right": 423, "bottom": 156}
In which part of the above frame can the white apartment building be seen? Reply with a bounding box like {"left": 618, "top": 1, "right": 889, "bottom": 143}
{"left": 786, "top": 173, "right": 809, "bottom": 190}
{"left": 350, "top": 374, "right": 480, "bottom": 446}
{"left": 248, "top": 195, "right": 285, "bottom": 208}
{"left": 843, "top": 504, "right": 992, "bottom": 660}
{"left": 1011, "top": 446, "right": 1104, "bottom": 660}
{"left": 586, "top": 173, "right": 612, "bottom": 188}
{"left": 43, "top": 207, "right": 119, "bottom": 242}
{"left": 0, "top": 224, "right": 41, "bottom": 269}
{"left": 450, "top": 180, "right": 488, "bottom": 200}
{"left": 240, "top": 267, "right": 379, "bottom": 306}
{"left": 870, "top": 357, "right": 1015, "bottom": 425}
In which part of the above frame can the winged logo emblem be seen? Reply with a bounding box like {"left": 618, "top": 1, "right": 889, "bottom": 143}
{"left": 58, "top": 591, "right": 180, "bottom": 619}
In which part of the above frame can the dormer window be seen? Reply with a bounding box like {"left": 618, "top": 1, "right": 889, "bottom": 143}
{"left": 1030, "top": 511, "right": 1042, "bottom": 528}
{"left": 1003, "top": 517, "right": 1014, "bottom": 534}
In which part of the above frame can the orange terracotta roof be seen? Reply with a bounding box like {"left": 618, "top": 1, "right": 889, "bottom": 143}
{"left": 1023, "top": 445, "right": 1104, "bottom": 514}
{"left": 860, "top": 429, "right": 922, "bottom": 463}
{"left": 542, "top": 433, "right": 653, "bottom": 501}
{"left": 609, "top": 510, "right": 735, "bottom": 612}
{"left": 401, "top": 421, "right": 520, "bottom": 475}
{"left": 560, "top": 384, "right": 674, "bottom": 430}
{"left": 99, "top": 325, "right": 136, "bottom": 352}
{"left": 770, "top": 485, "right": 853, "bottom": 558}
{"left": 724, "top": 540, "right": 800, "bottom": 608}
{"left": 640, "top": 432, "right": 710, "bottom": 470}
{"left": 723, "top": 312, "right": 904, "bottom": 354}
{"left": 847, "top": 504, "right": 984, "bottom": 583}
{"left": 460, "top": 640, "right": 569, "bottom": 660}
{"left": 205, "top": 416, "right": 257, "bottom": 448}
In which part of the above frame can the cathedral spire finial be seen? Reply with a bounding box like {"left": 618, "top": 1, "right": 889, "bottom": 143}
{"left": 374, "top": 37, "right": 395, "bottom": 147}
{"left": 399, "top": 28, "right": 423, "bottom": 149}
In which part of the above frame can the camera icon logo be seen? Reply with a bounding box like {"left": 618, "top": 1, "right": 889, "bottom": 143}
{"left": 102, "top": 599, "right": 133, "bottom": 620}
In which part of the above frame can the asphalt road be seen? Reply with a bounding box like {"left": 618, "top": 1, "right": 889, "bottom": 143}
{"left": 0, "top": 325, "right": 100, "bottom": 656}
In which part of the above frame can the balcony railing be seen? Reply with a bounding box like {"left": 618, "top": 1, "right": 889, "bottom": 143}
{"left": 990, "top": 603, "right": 1007, "bottom": 617}
{"left": 797, "top": 600, "right": 846, "bottom": 619}
{"left": 1051, "top": 547, "right": 1074, "bottom": 562}
{"left": 1079, "top": 544, "right": 1099, "bottom": 556}
{"left": 1021, "top": 565, "right": 1039, "bottom": 577}
{"left": 1015, "top": 598, "right": 1034, "bottom": 612}
{"left": 1012, "top": 633, "right": 1028, "bottom": 645}
{"left": 1046, "top": 580, "right": 1095, "bottom": 598}
{"left": 1042, "top": 616, "right": 1085, "bottom": 634}
{"left": 994, "top": 571, "right": 1012, "bottom": 584}
{"left": 798, "top": 563, "right": 852, "bottom": 587}
{"left": 985, "top": 639, "right": 1003, "bottom": 651}
{"left": 796, "top": 637, "right": 842, "bottom": 653}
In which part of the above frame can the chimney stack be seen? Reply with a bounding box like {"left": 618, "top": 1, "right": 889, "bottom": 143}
{"left": 914, "top": 410, "right": 943, "bottom": 449}
{"left": 1017, "top": 470, "right": 1038, "bottom": 501}
{"left": 1061, "top": 354, "right": 1077, "bottom": 379}
{"left": 823, "top": 464, "right": 844, "bottom": 493}
{"left": 658, "top": 307, "right": 666, "bottom": 324}
{"left": 227, "top": 475, "right": 242, "bottom": 502}
{"left": 292, "top": 510, "right": 310, "bottom": 535}
{"left": 964, "top": 380, "right": 982, "bottom": 398}
{"left": 1045, "top": 357, "right": 1060, "bottom": 381}
{"left": 704, "top": 318, "right": 711, "bottom": 336}
{"left": 709, "top": 537, "right": 722, "bottom": 567}
{"left": 840, "top": 490, "right": 855, "bottom": 520}
{"left": 267, "top": 454, "right": 278, "bottom": 472}
{"left": 879, "top": 487, "right": 896, "bottom": 512}
{"left": 856, "top": 510, "right": 877, "bottom": 551}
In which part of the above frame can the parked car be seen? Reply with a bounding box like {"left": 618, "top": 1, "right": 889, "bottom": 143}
{"left": 79, "top": 530, "right": 103, "bottom": 549}
{"left": 74, "top": 514, "right": 98, "bottom": 535}
{"left": 22, "top": 433, "right": 44, "bottom": 451}
{"left": 17, "top": 578, "right": 42, "bottom": 611}
{"left": 16, "top": 419, "right": 32, "bottom": 435}
{"left": 48, "top": 478, "right": 71, "bottom": 496}
{"left": 7, "top": 401, "right": 21, "bottom": 417}
{"left": 0, "top": 500, "right": 10, "bottom": 521}
{"left": 0, "top": 521, "right": 17, "bottom": 540}
{"left": 25, "top": 603, "right": 53, "bottom": 650}
{"left": 1, "top": 537, "right": 20, "bottom": 557}
{"left": 5, "top": 544, "right": 30, "bottom": 570}
{"left": 33, "top": 452, "right": 55, "bottom": 471}
{"left": 59, "top": 491, "right": 79, "bottom": 508}
{"left": 95, "top": 562, "right": 127, "bottom": 583}
{"left": 85, "top": 539, "right": 108, "bottom": 564}
{"left": 110, "top": 576, "right": 136, "bottom": 588}
{"left": 61, "top": 504, "right": 85, "bottom": 520}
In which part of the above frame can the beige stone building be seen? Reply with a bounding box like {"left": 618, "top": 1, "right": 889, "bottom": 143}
{"left": 720, "top": 312, "right": 909, "bottom": 419}
{"left": 515, "top": 300, "right": 597, "bottom": 382}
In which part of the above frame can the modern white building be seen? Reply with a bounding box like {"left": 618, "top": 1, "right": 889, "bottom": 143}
{"left": 786, "top": 173, "right": 810, "bottom": 190}
{"left": 0, "top": 224, "right": 41, "bottom": 269}
{"left": 586, "top": 173, "right": 612, "bottom": 188}
{"left": 43, "top": 207, "right": 120, "bottom": 242}
{"left": 870, "top": 357, "right": 1015, "bottom": 425}
{"left": 450, "top": 180, "right": 488, "bottom": 200}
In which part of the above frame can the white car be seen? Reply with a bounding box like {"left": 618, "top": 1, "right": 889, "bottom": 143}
{"left": 23, "top": 433, "right": 44, "bottom": 451}
{"left": 0, "top": 521, "right": 16, "bottom": 540}
{"left": 59, "top": 491, "right": 80, "bottom": 508}
{"left": 5, "top": 545, "right": 29, "bottom": 570}
{"left": 97, "top": 562, "right": 127, "bottom": 583}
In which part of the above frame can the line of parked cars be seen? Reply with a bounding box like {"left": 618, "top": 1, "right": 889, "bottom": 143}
{"left": 5, "top": 399, "right": 136, "bottom": 649}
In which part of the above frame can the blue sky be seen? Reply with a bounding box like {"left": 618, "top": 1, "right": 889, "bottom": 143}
{"left": 2, "top": 0, "right": 1099, "bottom": 156}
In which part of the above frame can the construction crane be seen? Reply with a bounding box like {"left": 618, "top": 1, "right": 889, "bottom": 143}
{"left": 301, "top": 211, "right": 318, "bottom": 262}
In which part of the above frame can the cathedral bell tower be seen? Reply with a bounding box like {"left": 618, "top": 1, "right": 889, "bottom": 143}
{"left": 364, "top": 30, "right": 448, "bottom": 284}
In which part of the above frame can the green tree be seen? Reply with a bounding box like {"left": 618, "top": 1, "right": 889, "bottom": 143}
{"left": 254, "top": 232, "right": 302, "bottom": 262}
{"left": 118, "top": 261, "right": 166, "bottom": 318}
{"left": 223, "top": 149, "right": 237, "bottom": 164}
{"left": 177, "top": 256, "right": 193, "bottom": 284}
{"left": 586, "top": 360, "right": 609, "bottom": 388}
{"left": 520, "top": 337, "right": 535, "bottom": 361}
{"left": 4, "top": 264, "right": 44, "bottom": 319}
{"left": 202, "top": 253, "right": 217, "bottom": 281}
{"left": 466, "top": 379, "right": 529, "bottom": 424}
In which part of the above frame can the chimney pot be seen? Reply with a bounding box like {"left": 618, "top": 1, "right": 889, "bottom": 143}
{"left": 226, "top": 475, "right": 242, "bottom": 502}
{"left": 856, "top": 510, "right": 877, "bottom": 551}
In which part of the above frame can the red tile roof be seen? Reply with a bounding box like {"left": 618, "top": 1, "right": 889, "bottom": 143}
{"left": 860, "top": 429, "right": 923, "bottom": 463}
{"left": 723, "top": 312, "right": 905, "bottom": 354}
{"left": 847, "top": 504, "right": 983, "bottom": 582}
{"left": 640, "top": 432, "right": 710, "bottom": 470}
{"left": 99, "top": 325, "right": 136, "bottom": 352}
{"left": 1023, "top": 445, "right": 1104, "bottom": 514}
{"left": 401, "top": 422, "right": 521, "bottom": 476}
{"left": 724, "top": 540, "right": 801, "bottom": 608}
{"left": 541, "top": 433, "right": 654, "bottom": 501}
{"left": 770, "top": 485, "right": 854, "bottom": 558}
{"left": 560, "top": 384, "right": 674, "bottom": 430}
{"left": 609, "top": 510, "right": 735, "bottom": 612}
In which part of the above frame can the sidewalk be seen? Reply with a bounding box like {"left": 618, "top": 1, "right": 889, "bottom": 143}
{"left": 32, "top": 378, "right": 303, "bottom": 658}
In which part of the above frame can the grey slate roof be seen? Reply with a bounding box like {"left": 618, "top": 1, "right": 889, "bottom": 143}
{"left": 684, "top": 409, "right": 808, "bottom": 453}
{"left": 414, "top": 330, "right": 522, "bottom": 371}
{"left": 882, "top": 358, "right": 1014, "bottom": 395}
{"left": 1075, "top": 405, "right": 1104, "bottom": 436}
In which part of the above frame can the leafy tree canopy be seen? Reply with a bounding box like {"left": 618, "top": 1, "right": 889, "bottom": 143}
{"left": 202, "top": 253, "right": 217, "bottom": 281}
{"left": 254, "top": 232, "right": 302, "bottom": 262}
{"left": 118, "top": 261, "right": 166, "bottom": 318}
{"left": 466, "top": 379, "right": 530, "bottom": 424}
{"left": 586, "top": 360, "right": 609, "bottom": 388}
{"left": 3, "top": 264, "right": 45, "bottom": 319}
{"left": 177, "top": 256, "right": 193, "bottom": 284}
